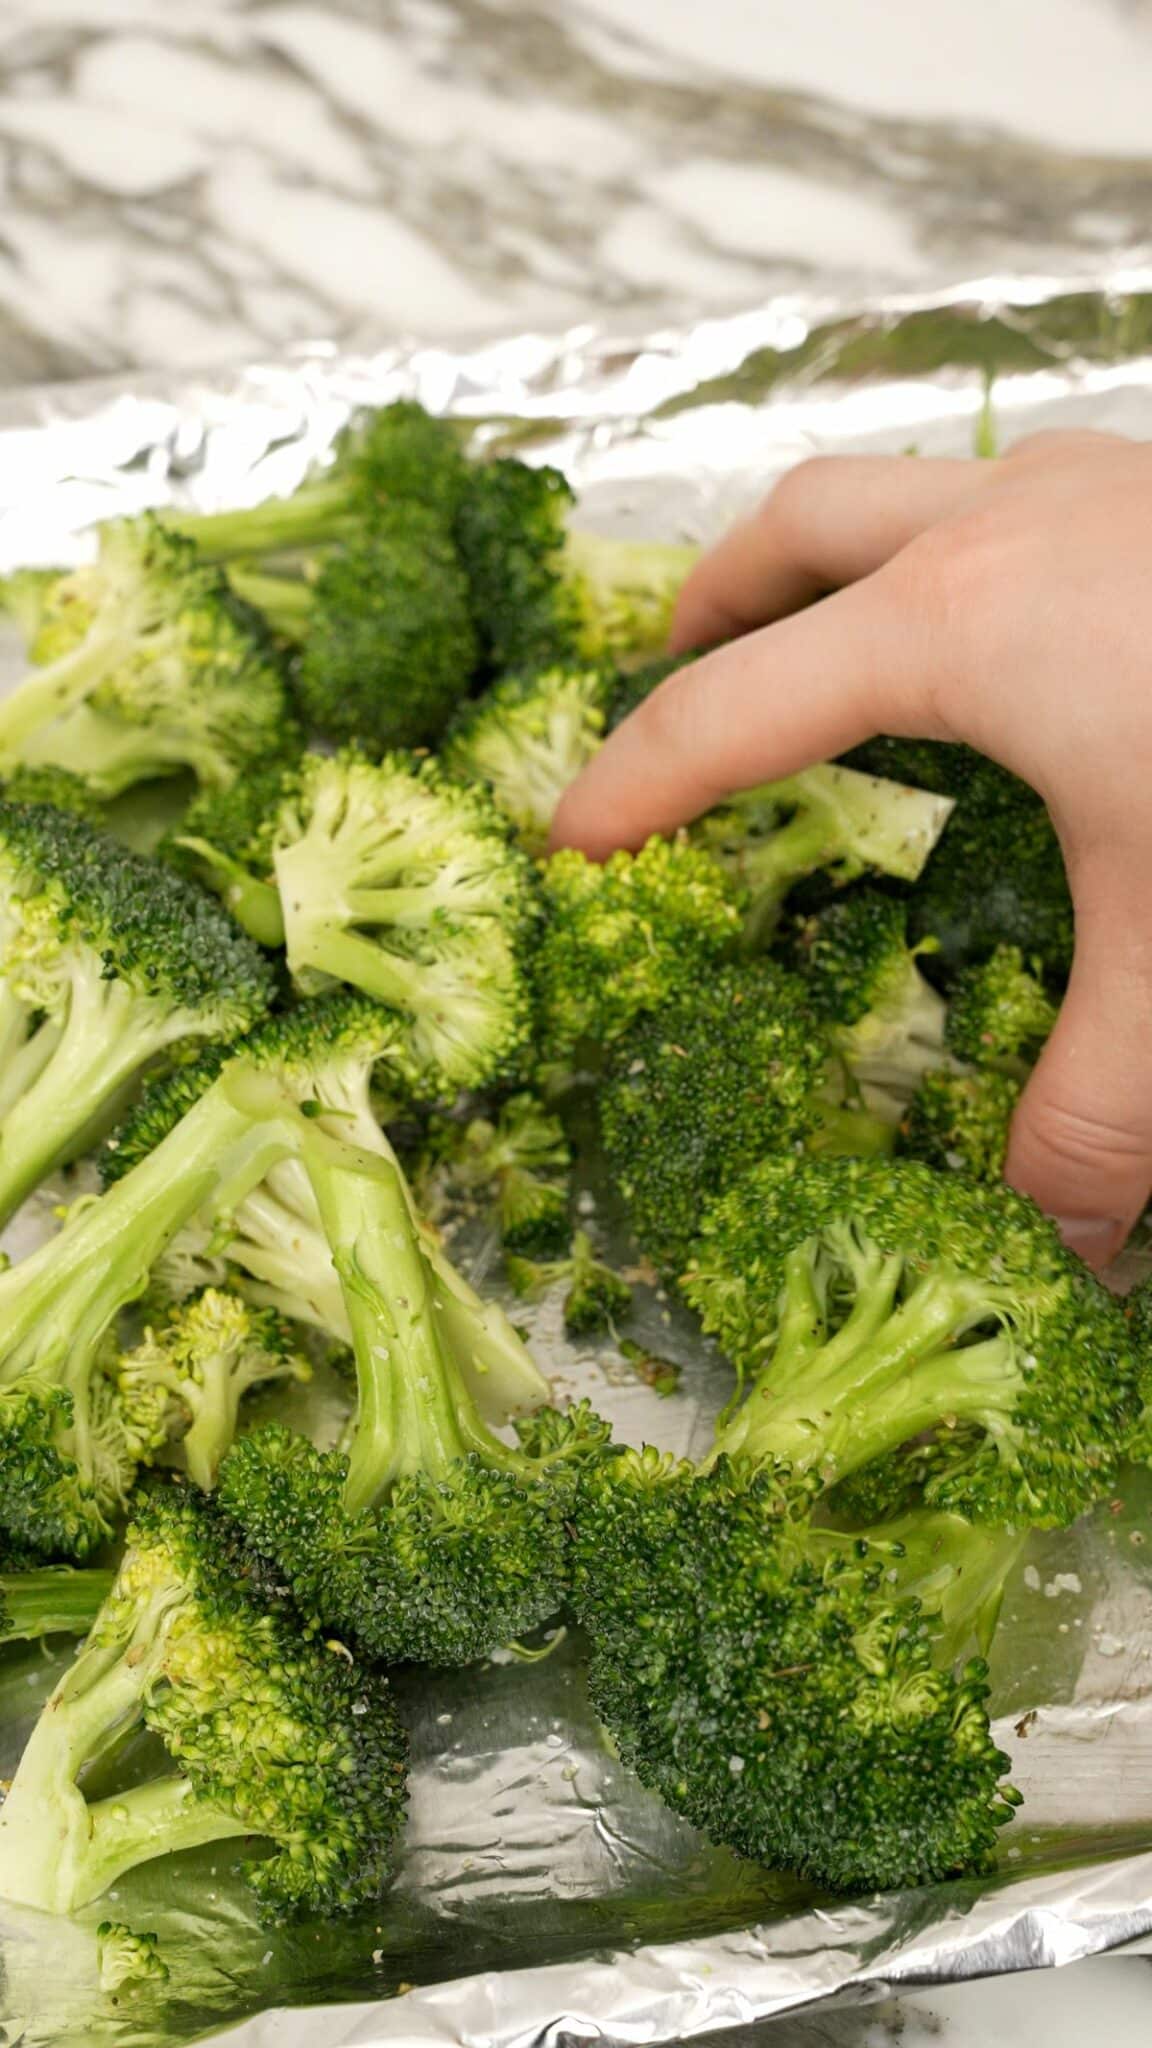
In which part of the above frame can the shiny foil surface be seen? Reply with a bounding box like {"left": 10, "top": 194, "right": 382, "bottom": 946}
{"left": 2, "top": 268, "right": 1152, "bottom": 2045}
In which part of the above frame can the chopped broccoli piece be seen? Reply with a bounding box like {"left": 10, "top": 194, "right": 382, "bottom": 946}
{"left": 599, "top": 964, "right": 894, "bottom": 1277}
{"left": 1124, "top": 1279, "right": 1152, "bottom": 1465}
{"left": 506, "top": 1230, "right": 633, "bottom": 1336}
{"left": 107, "top": 998, "right": 551, "bottom": 1428}
{"left": 535, "top": 836, "right": 743, "bottom": 1067}
{"left": 694, "top": 763, "right": 955, "bottom": 945}
{"left": 684, "top": 1153, "right": 1140, "bottom": 1525}
{"left": 843, "top": 740, "right": 1074, "bottom": 978}
{"left": 945, "top": 945, "right": 1058, "bottom": 1070}
{"left": 443, "top": 664, "right": 610, "bottom": 853}
{"left": 218, "top": 1135, "right": 610, "bottom": 1667}
{"left": 164, "top": 399, "right": 471, "bottom": 562}
{"left": 232, "top": 504, "right": 479, "bottom": 750}
{"left": 167, "top": 749, "right": 536, "bottom": 1091}
{"left": 900, "top": 1066, "right": 1021, "bottom": 1181}
{"left": 97, "top": 1922, "right": 170, "bottom": 1997}
{"left": 0, "top": 798, "right": 275, "bottom": 1225}
{"left": 454, "top": 457, "right": 697, "bottom": 675}
{"left": 0, "top": 518, "right": 295, "bottom": 795}
{"left": 0, "top": 1487, "right": 408, "bottom": 1919}
{"left": 116, "top": 1290, "right": 311, "bottom": 1492}
{"left": 568, "top": 1449, "right": 1020, "bottom": 1891}
{"left": 421, "top": 1092, "right": 572, "bottom": 1254}
{"left": 788, "top": 891, "right": 947, "bottom": 1114}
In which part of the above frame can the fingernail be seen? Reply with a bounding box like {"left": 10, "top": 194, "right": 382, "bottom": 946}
{"left": 1053, "top": 1216, "right": 1124, "bottom": 1264}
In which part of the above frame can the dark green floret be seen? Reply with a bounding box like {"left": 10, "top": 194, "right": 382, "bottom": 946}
{"left": 0, "top": 1487, "right": 408, "bottom": 1919}
{"left": 599, "top": 964, "right": 893, "bottom": 1277}
{"left": 684, "top": 1153, "right": 1139, "bottom": 1525}
{"left": 454, "top": 456, "right": 697, "bottom": 677}
{"left": 900, "top": 1066, "right": 1021, "bottom": 1181}
{"left": 0, "top": 517, "right": 295, "bottom": 795}
{"left": 1, "top": 764, "right": 104, "bottom": 818}
{"left": 506, "top": 1230, "right": 633, "bottom": 1336}
{"left": 568, "top": 1448, "right": 1020, "bottom": 1892}
{"left": 443, "top": 664, "right": 610, "bottom": 853}
{"left": 233, "top": 504, "right": 479, "bottom": 751}
{"left": 420, "top": 1092, "right": 572, "bottom": 1255}
{"left": 788, "top": 891, "right": 947, "bottom": 1114}
{"left": 693, "top": 762, "right": 955, "bottom": 945}
{"left": 218, "top": 1134, "right": 609, "bottom": 1667}
{"left": 945, "top": 945, "right": 1057, "bottom": 1070}
{"left": 535, "top": 836, "right": 744, "bottom": 1067}
{"left": 0, "top": 798, "right": 275, "bottom": 1226}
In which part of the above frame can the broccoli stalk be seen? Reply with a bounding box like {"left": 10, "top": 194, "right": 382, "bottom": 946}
{"left": 685, "top": 1153, "right": 1140, "bottom": 1526}
{"left": 0, "top": 519, "right": 294, "bottom": 795}
{"left": 568, "top": 1449, "right": 1021, "bottom": 1892}
{"left": 0, "top": 1488, "right": 408, "bottom": 1919}
{"left": 0, "top": 1564, "right": 115, "bottom": 1641}
{"left": 117, "top": 1291, "right": 311, "bottom": 1492}
{"left": 218, "top": 1136, "right": 608, "bottom": 1666}
{"left": 695, "top": 763, "right": 955, "bottom": 943}
{"left": 0, "top": 798, "right": 274, "bottom": 1226}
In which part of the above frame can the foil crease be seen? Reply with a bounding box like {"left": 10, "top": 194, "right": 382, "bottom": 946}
{"left": 1, "top": 266, "right": 1152, "bottom": 2046}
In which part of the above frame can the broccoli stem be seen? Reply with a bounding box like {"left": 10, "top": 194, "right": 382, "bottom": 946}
{"left": 302, "top": 1136, "right": 511, "bottom": 1516}
{"left": 0, "top": 629, "right": 128, "bottom": 758}
{"left": 0, "top": 1567, "right": 115, "bottom": 1640}
{"left": 17, "top": 702, "right": 231, "bottom": 796}
{"left": 80, "top": 1780, "right": 251, "bottom": 1909}
{"left": 228, "top": 567, "right": 315, "bottom": 641}
{"left": 809, "top": 1102, "right": 898, "bottom": 1160}
{"left": 0, "top": 1013, "right": 61, "bottom": 1121}
{"left": 163, "top": 479, "right": 357, "bottom": 565}
{"left": 172, "top": 835, "right": 287, "bottom": 947}
{"left": 0, "top": 971, "right": 213, "bottom": 1227}
{"left": 711, "top": 1274, "right": 1025, "bottom": 1486}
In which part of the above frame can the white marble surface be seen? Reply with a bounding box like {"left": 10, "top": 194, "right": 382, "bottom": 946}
{"left": 2, "top": 4, "right": 1152, "bottom": 2041}
{"left": 1, "top": 0, "right": 1152, "bottom": 382}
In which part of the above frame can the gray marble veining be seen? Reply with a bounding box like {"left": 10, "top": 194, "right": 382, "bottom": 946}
{"left": 2, "top": 0, "right": 1152, "bottom": 385}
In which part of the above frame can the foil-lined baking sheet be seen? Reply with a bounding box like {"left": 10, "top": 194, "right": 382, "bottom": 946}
{"left": 2, "top": 267, "right": 1152, "bottom": 2047}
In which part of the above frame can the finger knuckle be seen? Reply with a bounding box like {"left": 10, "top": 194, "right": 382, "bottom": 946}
{"left": 1018, "top": 1096, "right": 1152, "bottom": 1174}
{"left": 761, "top": 457, "right": 841, "bottom": 543}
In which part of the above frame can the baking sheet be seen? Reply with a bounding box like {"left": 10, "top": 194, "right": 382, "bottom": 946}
{"left": 2, "top": 266, "right": 1152, "bottom": 2046}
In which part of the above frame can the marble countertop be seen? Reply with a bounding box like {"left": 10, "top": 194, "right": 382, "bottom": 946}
{"left": 2, "top": 0, "right": 1152, "bottom": 384}
{"left": 2, "top": 3, "right": 1152, "bottom": 2040}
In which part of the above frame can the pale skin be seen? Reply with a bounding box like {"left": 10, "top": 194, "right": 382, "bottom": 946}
{"left": 551, "top": 428, "right": 1152, "bottom": 1270}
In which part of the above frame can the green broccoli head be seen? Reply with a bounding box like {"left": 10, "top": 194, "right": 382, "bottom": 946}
{"left": 945, "top": 945, "right": 1058, "bottom": 1069}
{"left": 97, "top": 1922, "right": 170, "bottom": 1997}
{"left": 0, "top": 518, "right": 296, "bottom": 795}
{"left": 291, "top": 505, "right": 478, "bottom": 750}
{"left": 599, "top": 963, "right": 893, "bottom": 1277}
{"left": 443, "top": 664, "right": 610, "bottom": 853}
{"left": 900, "top": 1065, "right": 1022, "bottom": 1181}
{"left": 535, "top": 835, "right": 744, "bottom": 1067}
{"left": 684, "top": 1153, "right": 1140, "bottom": 1526}
{"left": 0, "top": 1486, "right": 409, "bottom": 1920}
{"left": 0, "top": 796, "right": 275, "bottom": 1226}
{"left": 568, "top": 1449, "right": 1017, "bottom": 1891}
{"left": 116, "top": 1289, "right": 311, "bottom": 1493}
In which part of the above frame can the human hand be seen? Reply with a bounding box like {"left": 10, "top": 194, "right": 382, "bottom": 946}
{"left": 550, "top": 429, "right": 1152, "bottom": 1267}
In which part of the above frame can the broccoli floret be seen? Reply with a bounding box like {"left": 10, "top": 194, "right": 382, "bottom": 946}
{"left": 694, "top": 762, "right": 955, "bottom": 945}
{"left": 443, "top": 665, "right": 610, "bottom": 853}
{"left": 1123, "top": 1279, "right": 1152, "bottom": 1464}
{"left": 421, "top": 1092, "right": 571, "bottom": 1254}
{"left": 0, "top": 518, "right": 295, "bottom": 796}
{"left": 535, "top": 836, "right": 743, "bottom": 1067}
{"left": 97, "top": 1922, "right": 170, "bottom": 1997}
{"left": 568, "top": 1449, "right": 1019, "bottom": 1891}
{"left": 159, "top": 758, "right": 290, "bottom": 948}
{"left": 1, "top": 764, "right": 104, "bottom": 818}
{"left": 218, "top": 1136, "right": 610, "bottom": 1667}
{"left": 900, "top": 1066, "right": 1021, "bottom": 1181}
{"left": 116, "top": 1290, "right": 311, "bottom": 1492}
{"left": 164, "top": 400, "right": 471, "bottom": 563}
{"left": 684, "top": 1153, "right": 1140, "bottom": 1525}
{"left": 945, "top": 945, "right": 1057, "bottom": 1070}
{"left": 506, "top": 1230, "right": 633, "bottom": 1336}
{"left": 232, "top": 504, "right": 479, "bottom": 750}
{"left": 788, "top": 891, "right": 948, "bottom": 1115}
{"left": 167, "top": 749, "right": 535, "bottom": 1091}
{"left": 107, "top": 999, "right": 552, "bottom": 1428}
{"left": 0, "top": 1487, "right": 408, "bottom": 1918}
{"left": 843, "top": 740, "right": 1073, "bottom": 978}
{"left": 0, "top": 799, "right": 275, "bottom": 1226}
{"left": 0, "top": 1561, "right": 114, "bottom": 1641}
{"left": 599, "top": 964, "right": 894, "bottom": 1277}
{"left": 454, "top": 457, "right": 697, "bottom": 676}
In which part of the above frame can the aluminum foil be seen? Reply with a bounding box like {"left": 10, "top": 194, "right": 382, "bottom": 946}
{"left": 3, "top": 266, "right": 1152, "bottom": 2048}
